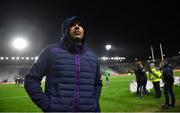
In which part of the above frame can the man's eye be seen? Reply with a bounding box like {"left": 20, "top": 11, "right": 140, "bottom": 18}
{"left": 71, "top": 23, "right": 76, "bottom": 26}
{"left": 71, "top": 22, "right": 82, "bottom": 27}
{"left": 77, "top": 23, "right": 82, "bottom": 26}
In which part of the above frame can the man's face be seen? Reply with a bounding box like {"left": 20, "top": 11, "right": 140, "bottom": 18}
{"left": 69, "top": 20, "right": 85, "bottom": 41}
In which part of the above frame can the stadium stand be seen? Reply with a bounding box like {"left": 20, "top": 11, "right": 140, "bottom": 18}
{"left": 0, "top": 59, "right": 33, "bottom": 83}
{"left": 0, "top": 55, "right": 180, "bottom": 83}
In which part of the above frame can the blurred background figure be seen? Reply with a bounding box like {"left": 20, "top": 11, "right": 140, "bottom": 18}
{"left": 134, "top": 61, "right": 147, "bottom": 98}
{"left": 14, "top": 75, "right": 24, "bottom": 87}
{"left": 149, "top": 63, "right": 162, "bottom": 98}
{"left": 14, "top": 75, "right": 20, "bottom": 86}
{"left": 104, "top": 69, "right": 111, "bottom": 86}
{"left": 161, "top": 61, "right": 176, "bottom": 109}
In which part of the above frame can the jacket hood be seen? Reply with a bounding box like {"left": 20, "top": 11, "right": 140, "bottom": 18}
{"left": 61, "top": 16, "right": 87, "bottom": 45}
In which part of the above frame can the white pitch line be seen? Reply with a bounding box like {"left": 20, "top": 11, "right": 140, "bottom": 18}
{"left": 0, "top": 96, "right": 28, "bottom": 100}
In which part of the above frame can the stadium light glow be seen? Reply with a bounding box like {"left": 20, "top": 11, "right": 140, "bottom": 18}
{"left": 5, "top": 57, "right": 9, "bottom": 60}
{"left": 0, "top": 57, "right": 4, "bottom": 60}
{"left": 12, "top": 37, "right": 28, "bottom": 50}
{"left": 99, "top": 56, "right": 125, "bottom": 61}
{"left": 16, "top": 57, "right": 20, "bottom": 60}
{"left": 105, "top": 44, "right": 112, "bottom": 51}
{"left": 35, "top": 56, "right": 38, "bottom": 61}
{"left": 26, "top": 57, "right": 29, "bottom": 60}
{"left": 12, "top": 57, "right": 15, "bottom": 60}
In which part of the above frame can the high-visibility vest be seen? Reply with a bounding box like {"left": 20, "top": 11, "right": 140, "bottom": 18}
{"left": 149, "top": 67, "right": 161, "bottom": 82}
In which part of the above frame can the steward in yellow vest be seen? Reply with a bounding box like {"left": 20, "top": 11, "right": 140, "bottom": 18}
{"left": 149, "top": 67, "right": 161, "bottom": 82}
{"left": 149, "top": 63, "right": 162, "bottom": 98}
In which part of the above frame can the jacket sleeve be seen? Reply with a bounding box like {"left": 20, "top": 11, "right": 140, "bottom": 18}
{"left": 94, "top": 61, "right": 102, "bottom": 100}
{"left": 151, "top": 68, "right": 161, "bottom": 78}
{"left": 24, "top": 48, "right": 50, "bottom": 112}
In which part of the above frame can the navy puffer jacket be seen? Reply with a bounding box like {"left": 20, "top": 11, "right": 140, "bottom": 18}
{"left": 162, "top": 63, "right": 174, "bottom": 84}
{"left": 24, "top": 16, "right": 102, "bottom": 112}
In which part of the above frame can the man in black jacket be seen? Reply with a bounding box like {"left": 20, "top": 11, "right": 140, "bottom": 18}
{"left": 25, "top": 16, "right": 102, "bottom": 112}
{"left": 161, "top": 61, "right": 176, "bottom": 109}
{"left": 134, "top": 61, "right": 147, "bottom": 97}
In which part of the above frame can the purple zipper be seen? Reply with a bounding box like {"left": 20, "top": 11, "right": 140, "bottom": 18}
{"left": 74, "top": 54, "right": 80, "bottom": 111}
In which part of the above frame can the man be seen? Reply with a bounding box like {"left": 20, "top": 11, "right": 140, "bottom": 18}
{"left": 25, "top": 16, "right": 102, "bottom": 112}
{"left": 134, "top": 61, "right": 147, "bottom": 97}
{"left": 104, "top": 69, "right": 111, "bottom": 86}
{"left": 161, "top": 61, "right": 176, "bottom": 109}
{"left": 149, "top": 63, "right": 162, "bottom": 98}
{"left": 14, "top": 76, "right": 21, "bottom": 86}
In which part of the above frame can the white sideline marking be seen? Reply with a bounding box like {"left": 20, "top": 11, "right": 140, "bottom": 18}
{"left": 0, "top": 96, "right": 28, "bottom": 100}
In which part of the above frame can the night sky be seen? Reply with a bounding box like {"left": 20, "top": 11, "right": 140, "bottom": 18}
{"left": 0, "top": 0, "right": 179, "bottom": 62}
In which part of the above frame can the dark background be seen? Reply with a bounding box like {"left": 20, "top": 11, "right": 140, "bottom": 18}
{"left": 0, "top": 0, "right": 179, "bottom": 62}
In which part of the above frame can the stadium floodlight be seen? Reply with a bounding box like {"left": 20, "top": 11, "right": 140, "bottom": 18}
{"left": 0, "top": 57, "right": 4, "bottom": 60}
{"left": 135, "top": 58, "right": 138, "bottom": 61}
{"left": 105, "top": 44, "right": 112, "bottom": 51}
{"left": 102, "top": 56, "right": 109, "bottom": 61}
{"left": 12, "top": 57, "right": 15, "bottom": 60}
{"left": 16, "top": 57, "right": 20, "bottom": 60}
{"left": 26, "top": 57, "right": 29, "bottom": 60}
{"left": 35, "top": 56, "right": 38, "bottom": 60}
{"left": 102, "top": 57, "right": 106, "bottom": 61}
{"left": 147, "top": 60, "right": 151, "bottom": 63}
{"left": 5, "top": 57, "right": 9, "bottom": 60}
{"left": 12, "top": 37, "right": 28, "bottom": 50}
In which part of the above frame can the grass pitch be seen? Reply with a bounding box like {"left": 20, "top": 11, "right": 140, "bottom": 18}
{"left": 0, "top": 72, "right": 180, "bottom": 112}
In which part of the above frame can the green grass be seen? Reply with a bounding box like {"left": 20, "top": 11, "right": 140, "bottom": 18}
{"left": 101, "top": 75, "right": 180, "bottom": 112}
{"left": 0, "top": 84, "right": 41, "bottom": 112}
{"left": 174, "top": 71, "right": 180, "bottom": 76}
{"left": 0, "top": 72, "right": 180, "bottom": 112}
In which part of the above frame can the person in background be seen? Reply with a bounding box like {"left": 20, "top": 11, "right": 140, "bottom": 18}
{"left": 104, "top": 69, "right": 111, "bottom": 86}
{"left": 149, "top": 63, "right": 162, "bottom": 98}
{"left": 134, "top": 61, "right": 147, "bottom": 98}
{"left": 161, "top": 61, "right": 176, "bottom": 109}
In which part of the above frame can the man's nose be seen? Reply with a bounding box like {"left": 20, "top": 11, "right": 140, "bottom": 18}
{"left": 75, "top": 24, "right": 80, "bottom": 29}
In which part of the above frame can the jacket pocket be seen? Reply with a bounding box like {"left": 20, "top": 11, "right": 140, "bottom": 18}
{"left": 79, "top": 97, "right": 98, "bottom": 111}
{"left": 48, "top": 96, "right": 73, "bottom": 112}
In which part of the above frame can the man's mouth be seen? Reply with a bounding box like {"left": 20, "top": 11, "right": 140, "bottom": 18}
{"left": 74, "top": 31, "right": 81, "bottom": 35}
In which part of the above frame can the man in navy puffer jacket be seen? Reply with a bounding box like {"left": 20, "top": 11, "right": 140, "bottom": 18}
{"left": 24, "top": 16, "right": 102, "bottom": 112}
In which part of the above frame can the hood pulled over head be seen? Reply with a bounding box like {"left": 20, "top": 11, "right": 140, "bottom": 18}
{"left": 61, "top": 16, "right": 87, "bottom": 45}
